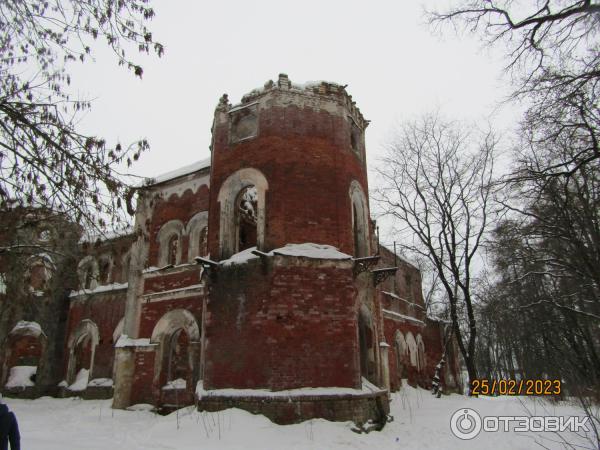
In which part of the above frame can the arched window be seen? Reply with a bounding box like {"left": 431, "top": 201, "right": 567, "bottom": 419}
{"left": 28, "top": 261, "right": 51, "bottom": 292}
{"left": 151, "top": 309, "right": 200, "bottom": 391}
{"left": 84, "top": 269, "right": 94, "bottom": 289}
{"left": 199, "top": 227, "right": 208, "bottom": 257}
{"left": 395, "top": 330, "right": 407, "bottom": 383}
{"left": 236, "top": 186, "right": 257, "bottom": 252}
{"left": 77, "top": 256, "right": 98, "bottom": 290}
{"left": 349, "top": 180, "right": 370, "bottom": 258}
{"left": 167, "top": 235, "right": 179, "bottom": 266}
{"left": 185, "top": 212, "right": 208, "bottom": 261}
{"left": 98, "top": 255, "right": 112, "bottom": 285}
{"left": 156, "top": 220, "right": 184, "bottom": 266}
{"left": 217, "top": 168, "right": 268, "bottom": 259}
{"left": 66, "top": 319, "right": 99, "bottom": 386}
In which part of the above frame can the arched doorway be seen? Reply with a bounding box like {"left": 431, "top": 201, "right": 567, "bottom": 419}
{"left": 66, "top": 320, "right": 99, "bottom": 390}
{"left": 2, "top": 321, "right": 46, "bottom": 390}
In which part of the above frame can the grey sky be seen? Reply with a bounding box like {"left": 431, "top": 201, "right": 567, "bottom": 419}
{"left": 68, "top": 0, "right": 514, "bottom": 242}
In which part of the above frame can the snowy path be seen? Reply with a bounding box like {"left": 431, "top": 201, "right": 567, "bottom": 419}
{"left": 7, "top": 386, "right": 595, "bottom": 449}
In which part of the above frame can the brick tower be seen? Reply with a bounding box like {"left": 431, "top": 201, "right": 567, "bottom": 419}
{"left": 207, "top": 74, "right": 372, "bottom": 260}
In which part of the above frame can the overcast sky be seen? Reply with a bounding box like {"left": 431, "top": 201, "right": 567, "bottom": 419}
{"left": 68, "top": 0, "right": 515, "bottom": 242}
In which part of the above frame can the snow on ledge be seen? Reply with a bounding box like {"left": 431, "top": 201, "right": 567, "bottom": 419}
{"left": 196, "top": 378, "right": 385, "bottom": 399}
{"left": 220, "top": 243, "right": 351, "bottom": 267}
{"left": 10, "top": 320, "right": 44, "bottom": 337}
{"left": 68, "top": 368, "right": 89, "bottom": 391}
{"left": 5, "top": 366, "right": 37, "bottom": 389}
{"left": 115, "top": 335, "right": 155, "bottom": 348}
{"left": 70, "top": 282, "right": 128, "bottom": 298}
{"left": 88, "top": 378, "right": 113, "bottom": 388}
{"left": 162, "top": 378, "right": 187, "bottom": 390}
{"left": 273, "top": 243, "right": 351, "bottom": 260}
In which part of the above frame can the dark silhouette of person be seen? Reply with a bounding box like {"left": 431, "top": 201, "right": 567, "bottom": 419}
{"left": 0, "top": 394, "right": 20, "bottom": 450}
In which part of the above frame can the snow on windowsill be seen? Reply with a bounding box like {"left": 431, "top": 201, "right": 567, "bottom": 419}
{"left": 220, "top": 243, "right": 352, "bottom": 267}
{"left": 88, "top": 378, "right": 113, "bottom": 388}
{"left": 5, "top": 366, "right": 37, "bottom": 389}
{"left": 70, "top": 282, "right": 128, "bottom": 298}
{"left": 162, "top": 378, "right": 187, "bottom": 390}
{"left": 196, "top": 378, "right": 385, "bottom": 399}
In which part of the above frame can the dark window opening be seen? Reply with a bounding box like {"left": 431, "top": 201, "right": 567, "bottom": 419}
{"left": 199, "top": 227, "right": 208, "bottom": 257}
{"left": 84, "top": 269, "right": 93, "bottom": 289}
{"left": 236, "top": 186, "right": 258, "bottom": 252}
{"left": 99, "top": 260, "right": 110, "bottom": 284}
{"left": 167, "top": 235, "right": 179, "bottom": 266}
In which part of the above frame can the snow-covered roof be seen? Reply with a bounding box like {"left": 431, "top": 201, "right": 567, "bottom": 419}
{"left": 144, "top": 157, "right": 211, "bottom": 187}
{"left": 79, "top": 226, "right": 134, "bottom": 244}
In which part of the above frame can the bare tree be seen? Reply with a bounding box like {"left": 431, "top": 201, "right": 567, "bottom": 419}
{"left": 429, "top": 0, "right": 600, "bottom": 177}
{"left": 374, "top": 114, "right": 499, "bottom": 386}
{"left": 0, "top": 0, "right": 164, "bottom": 238}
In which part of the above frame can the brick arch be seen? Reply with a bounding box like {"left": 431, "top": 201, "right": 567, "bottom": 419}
{"left": 66, "top": 319, "right": 100, "bottom": 384}
{"left": 349, "top": 180, "right": 370, "bottom": 257}
{"left": 217, "top": 167, "right": 268, "bottom": 259}
{"left": 156, "top": 219, "right": 184, "bottom": 266}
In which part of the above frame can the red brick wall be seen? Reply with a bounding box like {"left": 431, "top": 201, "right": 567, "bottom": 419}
{"left": 204, "top": 257, "right": 359, "bottom": 391}
{"left": 130, "top": 349, "right": 156, "bottom": 405}
{"left": 142, "top": 269, "right": 203, "bottom": 296}
{"left": 138, "top": 296, "right": 204, "bottom": 338}
{"left": 208, "top": 99, "right": 370, "bottom": 259}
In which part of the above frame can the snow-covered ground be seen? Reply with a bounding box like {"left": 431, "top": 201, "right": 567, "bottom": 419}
{"left": 5, "top": 386, "right": 597, "bottom": 449}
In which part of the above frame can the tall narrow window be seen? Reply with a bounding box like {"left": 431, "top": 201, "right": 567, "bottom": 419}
{"left": 84, "top": 269, "right": 94, "bottom": 290}
{"left": 167, "top": 235, "right": 179, "bottom": 266}
{"left": 199, "top": 226, "right": 208, "bottom": 257}
{"left": 99, "top": 259, "right": 111, "bottom": 285}
{"left": 236, "top": 186, "right": 258, "bottom": 252}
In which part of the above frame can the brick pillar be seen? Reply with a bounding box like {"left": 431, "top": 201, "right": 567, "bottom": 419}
{"left": 379, "top": 341, "right": 390, "bottom": 391}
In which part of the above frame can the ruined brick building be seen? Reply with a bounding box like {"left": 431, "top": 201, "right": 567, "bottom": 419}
{"left": 0, "top": 75, "right": 460, "bottom": 424}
